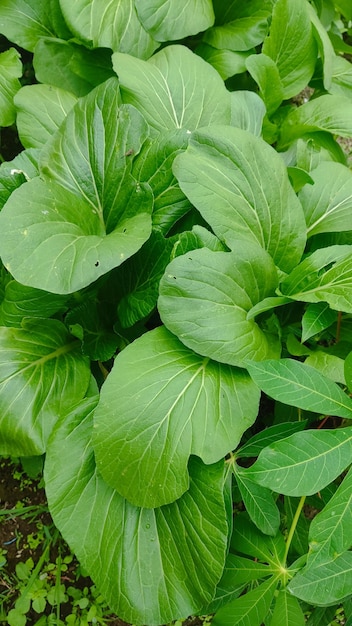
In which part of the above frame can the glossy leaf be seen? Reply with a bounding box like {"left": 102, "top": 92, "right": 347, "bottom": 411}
{"left": 0, "top": 48, "right": 22, "bottom": 127}
{"left": 113, "top": 45, "right": 231, "bottom": 135}
{"left": 14, "top": 85, "right": 78, "bottom": 148}
{"left": 299, "top": 162, "right": 352, "bottom": 237}
{"left": 158, "top": 244, "right": 280, "bottom": 368}
{"left": 246, "top": 359, "right": 352, "bottom": 418}
{"left": 0, "top": 318, "right": 90, "bottom": 456}
{"left": 212, "top": 574, "right": 278, "bottom": 626}
{"left": 45, "top": 399, "right": 228, "bottom": 625}
{"left": 173, "top": 126, "right": 306, "bottom": 272}
{"left": 238, "top": 421, "right": 307, "bottom": 458}
{"left": 230, "top": 513, "right": 286, "bottom": 565}
{"left": 288, "top": 551, "right": 352, "bottom": 605}
{"left": 307, "top": 466, "right": 352, "bottom": 566}
{"left": 93, "top": 326, "right": 260, "bottom": 508}
{"left": 135, "top": 0, "right": 214, "bottom": 42}
{"left": 280, "top": 245, "right": 352, "bottom": 313}
{"left": 301, "top": 303, "right": 337, "bottom": 343}
{"left": 262, "top": 0, "right": 317, "bottom": 98}
{"left": 245, "top": 426, "right": 352, "bottom": 496}
{"left": 59, "top": 0, "right": 157, "bottom": 58}
{"left": 0, "top": 81, "right": 153, "bottom": 294}
{"left": 234, "top": 467, "right": 280, "bottom": 536}
{"left": 279, "top": 95, "right": 352, "bottom": 148}
{"left": 0, "top": 0, "right": 71, "bottom": 52}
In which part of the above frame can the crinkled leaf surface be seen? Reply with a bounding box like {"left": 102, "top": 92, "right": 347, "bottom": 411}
{"left": 0, "top": 0, "right": 71, "bottom": 52}
{"left": 112, "top": 45, "right": 231, "bottom": 135}
{"left": 33, "top": 39, "right": 115, "bottom": 97}
{"left": 245, "top": 426, "right": 352, "bottom": 496}
{"left": 45, "top": 398, "right": 228, "bottom": 625}
{"left": 59, "top": 0, "right": 157, "bottom": 58}
{"left": 14, "top": 85, "right": 78, "bottom": 149}
{"left": 246, "top": 359, "right": 352, "bottom": 418}
{"left": 0, "top": 48, "right": 22, "bottom": 127}
{"left": 135, "top": 0, "right": 214, "bottom": 42}
{"left": 307, "top": 466, "right": 352, "bottom": 566}
{"left": 173, "top": 126, "right": 306, "bottom": 273}
{"left": 93, "top": 326, "right": 260, "bottom": 508}
{"left": 299, "top": 162, "right": 352, "bottom": 237}
{"left": 0, "top": 318, "right": 90, "bottom": 456}
{"left": 288, "top": 551, "right": 352, "bottom": 606}
{"left": 158, "top": 244, "right": 280, "bottom": 367}
{"left": 0, "top": 80, "right": 153, "bottom": 294}
{"left": 262, "top": 0, "right": 317, "bottom": 98}
{"left": 279, "top": 95, "right": 352, "bottom": 148}
{"left": 280, "top": 245, "right": 352, "bottom": 313}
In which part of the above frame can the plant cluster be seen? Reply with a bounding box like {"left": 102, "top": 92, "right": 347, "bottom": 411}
{"left": 1, "top": 0, "right": 352, "bottom": 624}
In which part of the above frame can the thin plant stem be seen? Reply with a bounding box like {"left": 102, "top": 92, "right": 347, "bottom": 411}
{"left": 284, "top": 495, "right": 306, "bottom": 564}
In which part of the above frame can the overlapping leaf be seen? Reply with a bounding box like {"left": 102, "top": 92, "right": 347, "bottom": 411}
{"left": 112, "top": 45, "right": 231, "bottom": 135}
{"left": 0, "top": 318, "right": 90, "bottom": 456}
{"left": 234, "top": 467, "right": 280, "bottom": 536}
{"left": 0, "top": 0, "right": 71, "bottom": 52}
{"left": 0, "top": 80, "right": 153, "bottom": 294}
{"left": 173, "top": 126, "right": 306, "bottom": 272}
{"left": 301, "top": 303, "right": 337, "bottom": 343}
{"left": 299, "top": 162, "right": 352, "bottom": 237}
{"left": 246, "top": 359, "right": 352, "bottom": 417}
{"left": 0, "top": 48, "right": 22, "bottom": 126}
{"left": 59, "top": 0, "right": 158, "bottom": 58}
{"left": 93, "top": 326, "right": 260, "bottom": 508}
{"left": 0, "top": 149, "right": 39, "bottom": 209}
{"left": 204, "top": 2, "right": 272, "bottom": 51}
{"left": 45, "top": 399, "right": 228, "bottom": 625}
{"left": 245, "top": 427, "right": 352, "bottom": 496}
{"left": 135, "top": 0, "right": 214, "bottom": 42}
{"left": 158, "top": 244, "right": 280, "bottom": 367}
{"left": 288, "top": 552, "right": 352, "bottom": 605}
{"left": 14, "top": 85, "right": 78, "bottom": 148}
{"left": 280, "top": 245, "right": 352, "bottom": 313}
{"left": 0, "top": 281, "right": 67, "bottom": 328}
{"left": 212, "top": 574, "right": 279, "bottom": 626}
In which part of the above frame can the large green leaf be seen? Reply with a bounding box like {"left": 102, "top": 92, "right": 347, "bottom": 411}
{"left": 329, "top": 56, "right": 352, "bottom": 99}
{"left": 246, "top": 359, "right": 352, "bottom": 418}
{"left": 0, "top": 81, "right": 153, "bottom": 294}
{"left": 158, "top": 244, "right": 280, "bottom": 368}
{"left": 307, "top": 466, "right": 352, "bottom": 566}
{"left": 172, "top": 126, "right": 306, "bottom": 273}
{"left": 288, "top": 551, "right": 352, "bottom": 606}
{"left": 59, "top": 0, "right": 157, "bottom": 58}
{"left": 238, "top": 421, "right": 307, "bottom": 458}
{"left": 33, "top": 39, "right": 115, "bottom": 97}
{"left": 0, "top": 0, "right": 71, "bottom": 52}
{"left": 301, "top": 303, "right": 337, "bottom": 343}
{"left": 203, "top": 4, "right": 271, "bottom": 51}
{"left": 280, "top": 245, "right": 352, "bottom": 313}
{"left": 212, "top": 574, "right": 279, "bottom": 626}
{"left": 299, "top": 162, "right": 352, "bottom": 237}
{"left": 308, "top": 1, "right": 335, "bottom": 91}
{"left": 279, "top": 95, "right": 352, "bottom": 148}
{"left": 135, "top": 0, "right": 214, "bottom": 42}
{"left": 0, "top": 48, "right": 22, "bottom": 127}
{"left": 45, "top": 399, "right": 228, "bottom": 625}
{"left": 230, "top": 91, "right": 266, "bottom": 136}
{"left": 245, "top": 427, "right": 352, "bottom": 496}
{"left": 0, "top": 318, "right": 90, "bottom": 456}
{"left": 262, "top": 0, "right": 317, "bottom": 98}
{"left": 112, "top": 45, "right": 231, "bottom": 135}
{"left": 14, "top": 85, "right": 78, "bottom": 149}
{"left": 230, "top": 513, "right": 286, "bottom": 565}
{"left": 246, "top": 53, "right": 284, "bottom": 116}
{"left": 196, "top": 43, "right": 251, "bottom": 80}
{"left": 93, "top": 326, "right": 260, "bottom": 508}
